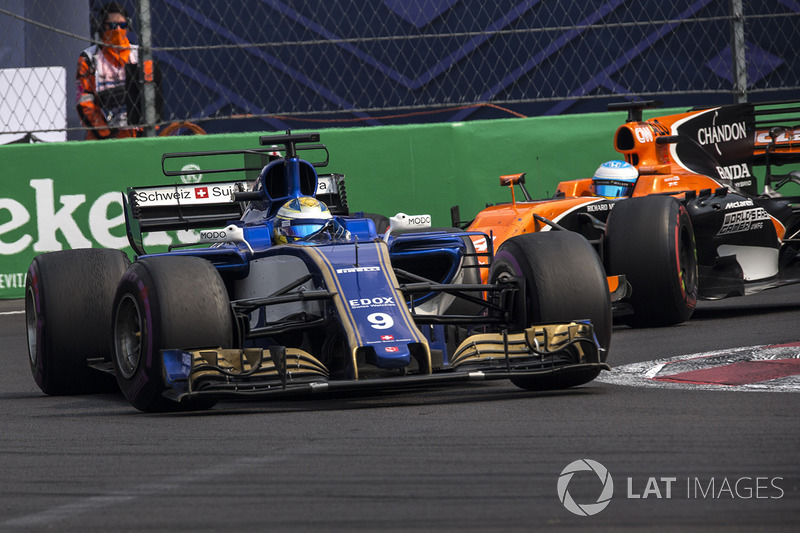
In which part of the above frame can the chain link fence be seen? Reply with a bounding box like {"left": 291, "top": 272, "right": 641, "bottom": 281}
{"left": 1, "top": 0, "right": 798, "bottom": 141}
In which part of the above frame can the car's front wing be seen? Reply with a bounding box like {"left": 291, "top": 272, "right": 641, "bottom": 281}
{"left": 160, "top": 321, "right": 608, "bottom": 403}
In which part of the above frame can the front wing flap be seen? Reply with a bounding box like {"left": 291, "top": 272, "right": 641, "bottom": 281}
{"left": 449, "top": 321, "right": 604, "bottom": 371}
{"left": 160, "top": 320, "right": 607, "bottom": 403}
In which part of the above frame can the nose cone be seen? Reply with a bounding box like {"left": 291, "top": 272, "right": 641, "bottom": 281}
{"left": 368, "top": 344, "right": 412, "bottom": 369}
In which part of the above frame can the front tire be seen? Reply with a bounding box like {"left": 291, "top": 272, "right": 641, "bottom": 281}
{"left": 488, "top": 231, "right": 611, "bottom": 390}
{"left": 26, "top": 249, "right": 130, "bottom": 395}
{"left": 605, "top": 196, "right": 698, "bottom": 327}
{"left": 112, "top": 256, "right": 233, "bottom": 412}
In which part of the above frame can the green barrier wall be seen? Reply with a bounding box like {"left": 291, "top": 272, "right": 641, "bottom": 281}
{"left": 0, "top": 110, "right": 661, "bottom": 299}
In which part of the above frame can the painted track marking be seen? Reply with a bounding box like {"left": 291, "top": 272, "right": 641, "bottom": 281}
{"left": 597, "top": 342, "right": 800, "bottom": 392}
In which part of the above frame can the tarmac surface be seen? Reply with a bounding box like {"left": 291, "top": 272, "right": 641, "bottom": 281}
{"left": 1, "top": 286, "right": 799, "bottom": 532}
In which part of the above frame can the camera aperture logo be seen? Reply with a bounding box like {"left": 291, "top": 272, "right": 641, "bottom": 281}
{"left": 557, "top": 460, "right": 785, "bottom": 516}
{"left": 557, "top": 459, "right": 614, "bottom": 516}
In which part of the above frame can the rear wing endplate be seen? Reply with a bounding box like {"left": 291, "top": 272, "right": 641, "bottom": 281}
{"left": 123, "top": 180, "right": 249, "bottom": 256}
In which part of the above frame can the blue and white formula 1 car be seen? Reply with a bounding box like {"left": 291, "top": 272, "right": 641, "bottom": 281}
{"left": 25, "top": 133, "right": 611, "bottom": 412}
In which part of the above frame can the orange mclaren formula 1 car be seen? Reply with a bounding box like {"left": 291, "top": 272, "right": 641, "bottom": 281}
{"left": 452, "top": 100, "right": 800, "bottom": 327}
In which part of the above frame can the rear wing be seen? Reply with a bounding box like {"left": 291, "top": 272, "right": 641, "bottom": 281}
{"left": 750, "top": 102, "right": 800, "bottom": 194}
{"left": 750, "top": 101, "right": 800, "bottom": 167}
{"left": 127, "top": 181, "right": 249, "bottom": 232}
{"left": 612, "top": 100, "right": 800, "bottom": 196}
{"left": 123, "top": 133, "right": 349, "bottom": 256}
{"left": 123, "top": 174, "right": 348, "bottom": 256}
{"left": 123, "top": 180, "right": 250, "bottom": 256}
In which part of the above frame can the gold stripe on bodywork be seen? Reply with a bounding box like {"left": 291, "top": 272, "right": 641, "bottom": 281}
{"left": 373, "top": 240, "right": 432, "bottom": 374}
{"left": 300, "top": 245, "right": 363, "bottom": 379}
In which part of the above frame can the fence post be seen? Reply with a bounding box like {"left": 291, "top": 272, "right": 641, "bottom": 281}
{"left": 137, "top": 0, "right": 156, "bottom": 136}
{"left": 729, "top": 0, "right": 747, "bottom": 103}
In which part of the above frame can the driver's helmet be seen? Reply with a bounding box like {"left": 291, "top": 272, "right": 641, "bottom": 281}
{"left": 273, "top": 196, "right": 332, "bottom": 244}
{"left": 591, "top": 160, "right": 639, "bottom": 198}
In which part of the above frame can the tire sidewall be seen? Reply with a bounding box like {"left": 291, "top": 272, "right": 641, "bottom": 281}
{"left": 112, "top": 262, "right": 167, "bottom": 411}
{"left": 111, "top": 256, "right": 233, "bottom": 412}
{"left": 489, "top": 247, "right": 531, "bottom": 330}
{"left": 26, "top": 249, "right": 130, "bottom": 395}
{"left": 606, "top": 196, "right": 698, "bottom": 326}
{"left": 489, "top": 232, "right": 612, "bottom": 354}
{"left": 26, "top": 259, "right": 49, "bottom": 392}
{"left": 675, "top": 203, "right": 699, "bottom": 313}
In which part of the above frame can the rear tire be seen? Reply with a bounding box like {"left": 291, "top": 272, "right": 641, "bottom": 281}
{"left": 112, "top": 256, "right": 233, "bottom": 412}
{"left": 605, "top": 196, "right": 698, "bottom": 327}
{"left": 361, "top": 213, "right": 390, "bottom": 235}
{"left": 26, "top": 249, "right": 130, "bottom": 395}
{"left": 488, "top": 231, "right": 611, "bottom": 390}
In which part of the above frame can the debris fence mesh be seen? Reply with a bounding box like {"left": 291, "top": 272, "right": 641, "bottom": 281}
{"left": 1, "top": 0, "right": 798, "bottom": 141}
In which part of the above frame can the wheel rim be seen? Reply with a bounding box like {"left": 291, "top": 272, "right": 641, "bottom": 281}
{"left": 678, "top": 224, "right": 697, "bottom": 297}
{"left": 490, "top": 256, "right": 534, "bottom": 330}
{"left": 492, "top": 268, "right": 512, "bottom": 283}
{"left": 25, "top": 285, "right": 38, "bottom": 366}
{"left": 489, "top": 257, "right": 517, "bottom": 284}
{"left": 114, "top": 294, "right": 143, "bottom": 379}
{"left": 489, "top": 265, "right": 514, "bottom": 308}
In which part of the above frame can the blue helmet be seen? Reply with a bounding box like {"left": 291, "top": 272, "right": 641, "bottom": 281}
{"left": 591, "top": 160, "right": 639, "bottom": 198}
